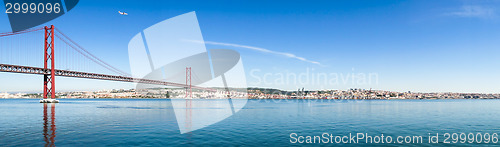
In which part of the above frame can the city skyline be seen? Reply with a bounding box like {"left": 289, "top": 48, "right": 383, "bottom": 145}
{"left": 2, "top": 87, "right": 499, "bottom": 99}
{"left": 0, "top": 0, "right": 499, "bottom": 93}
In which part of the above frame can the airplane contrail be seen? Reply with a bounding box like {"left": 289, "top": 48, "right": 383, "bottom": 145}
{"left": 186, "top": 40, "right": 323, "bottom": 66}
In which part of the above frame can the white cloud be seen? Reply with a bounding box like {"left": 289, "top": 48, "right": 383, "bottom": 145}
{"left": 186, "top": 40, "right": 323, "bottom": 66}
{"left": 445, "top": 5, "right": 495, "bottom": 19}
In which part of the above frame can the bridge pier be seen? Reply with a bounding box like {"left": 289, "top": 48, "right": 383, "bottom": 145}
{"left": 40, "top": 99, "right": 59, "bottom": 103}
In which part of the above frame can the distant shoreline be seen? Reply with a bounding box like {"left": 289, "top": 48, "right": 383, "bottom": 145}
{"left": 1, "top": 88, "right": 499, "bottom": 99}
{"left": 2, "top": 98, "right": 500, "bottom": 100}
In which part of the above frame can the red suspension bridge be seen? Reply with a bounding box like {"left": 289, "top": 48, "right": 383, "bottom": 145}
{"left": 0, "top": 25, "right": 205, "bottom": 100}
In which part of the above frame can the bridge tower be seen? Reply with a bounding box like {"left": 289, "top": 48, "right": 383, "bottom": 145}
{"left": 41, "top": 25, "right": 58, "bottom": 103}
{"left": 186, "top": 67, "right": 192, "bottom": 98}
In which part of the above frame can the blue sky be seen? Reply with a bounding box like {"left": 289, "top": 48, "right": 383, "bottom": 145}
{"left": 0, "top": 0, "right": 499, "bottom": 93}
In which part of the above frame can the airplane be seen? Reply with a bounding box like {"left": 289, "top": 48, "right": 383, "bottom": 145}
{"left": 118, "top": 11, "right": 128, "bottom": 15}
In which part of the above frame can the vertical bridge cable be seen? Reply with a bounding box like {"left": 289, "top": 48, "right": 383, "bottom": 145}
{"left": 53, "top": 33, "right": 124, "bottom": 76}
{"left": 0, "top": 27, "right": 44, "bottom": 68}
{"left": 54, "top": 28, "right": 131, "bottom": 76}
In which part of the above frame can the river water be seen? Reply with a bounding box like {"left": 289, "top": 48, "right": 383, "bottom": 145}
{"left": 1, "top": 99, "right": 499, "bottom": 146}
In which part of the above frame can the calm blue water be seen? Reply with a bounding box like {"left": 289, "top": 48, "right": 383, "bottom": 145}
{"left": 1, "top": 99, "right": 500, "bottom": 146}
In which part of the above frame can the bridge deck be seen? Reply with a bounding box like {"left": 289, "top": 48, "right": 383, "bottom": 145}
{"left": 0, "top": 64, "right": 211, "bottom": 91}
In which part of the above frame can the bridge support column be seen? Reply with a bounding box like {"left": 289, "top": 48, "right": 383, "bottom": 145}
{"left": 41, "top": 25, "right": 58, "bottom": 103}
{"left": 186, "top": 67, "right": 192, "bottom": 98}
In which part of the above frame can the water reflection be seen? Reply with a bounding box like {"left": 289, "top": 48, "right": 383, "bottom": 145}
{"left": 185, "top": 99, "right": 193, "bottom": 142}
{"left": 185, "top": 99, "right": 192, "bottom": 132}
{"left": 42, "top": 103, "right": 56, "bottom": 147}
